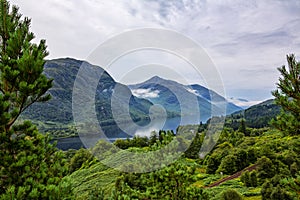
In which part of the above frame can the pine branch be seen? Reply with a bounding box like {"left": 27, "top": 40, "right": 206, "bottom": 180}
{"left": 6, "top": 93, "right": 43, "bottom": 130}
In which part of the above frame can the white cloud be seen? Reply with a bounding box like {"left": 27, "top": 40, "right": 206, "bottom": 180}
{"left": 228, "top": 98, "right": 262, "bottom": 108}
{"left": 186, "top": 88, "right": 206, "bottom": 98}
{"left": 9, "top": 0, "right": 300, "bottom": 101}
{"left": 186, "top": 88, "right": 198, "bottom": 96}
{"left": 131, "top": 88, "right": 160, "bottom": 99}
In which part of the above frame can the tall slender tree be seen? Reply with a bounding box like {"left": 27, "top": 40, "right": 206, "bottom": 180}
{"left": 0, "top": 0, "right": 72, "bottom": 198}
{"left": 271, "top": 54, "right": 300, "bottom": 135}
{"left": 0, "top": 0, "right": 52, "bottom": 132}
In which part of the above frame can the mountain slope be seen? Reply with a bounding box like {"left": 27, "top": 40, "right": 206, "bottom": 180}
{"left": 225, "top": 99, "right": 281, "bottom": 129}
{"left": 129, "top": 76, "right": 242, "bottom": 122}
{"left": 22, "top": 58, "right": 153, "bottom": 137}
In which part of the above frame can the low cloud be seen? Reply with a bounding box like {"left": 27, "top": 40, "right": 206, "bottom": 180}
{"left": 131, "top": 88, "right": 160, "bottom": 99}
{"left": 228, "top": 98, "right": 262, "bottom": 108}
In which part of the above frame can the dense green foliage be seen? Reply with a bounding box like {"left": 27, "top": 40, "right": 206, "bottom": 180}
{"left": 272, "top": 54, "right": 300, "bottom": 135}
{"left": 68, "top": 148, "right": 94, "bottom": 173}
{"left": 114, "top": 159, "right": 206, "bottom": 200}
{"left": 241, "top": 171, "right": 258, "bottom": 187}
{"left": 0, "top": 1, "right": 72, "bottom": 198}
{"left": 0, "top": 0, "right": 51, "bottom": 132}
{"left": 215, "top": 189, "right": 243, "bottom": 200}
{"left": 226, "top": 99, "right": 280, "bottom": 129}
{"left": 62, "top": 123, "right": 298, "bottom": 199}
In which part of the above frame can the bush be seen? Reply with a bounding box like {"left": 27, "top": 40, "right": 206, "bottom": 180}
{"left": 216, "top": 189, "right": 243, "bottom": 200}
{"left": 257, "top": 156, "right": 276, "bottom": 181}
{"left": 69, "top": 148, "right": 94, "bottom": 173}
{"left": 241, "top": 171, "right": 258, "bottom": 187}
{"left": 261, "top": 175, "right": 298, "bottom": 200}
{"left": 217, "top": 155, "right": 238, "bottom": 175}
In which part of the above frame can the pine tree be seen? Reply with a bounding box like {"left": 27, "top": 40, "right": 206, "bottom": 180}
{"left": 184, "top": 132, "right": 203, "bottom": 159}
{"left": 0, "top": 0, "right": 72, "bottom": 198}
{"left": 271, "top": 54, "right": 300, "bottom": 135}
{"left": 238, "top": 118, "right": 249, "bottom": 136}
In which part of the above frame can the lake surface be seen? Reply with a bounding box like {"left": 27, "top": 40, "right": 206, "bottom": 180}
{"left": 54, "top": 115, "right": 201, "bottom": 150}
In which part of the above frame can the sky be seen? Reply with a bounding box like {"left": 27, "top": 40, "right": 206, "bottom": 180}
{"left": 10, "top": 0, "right": 300, "bottom": 103}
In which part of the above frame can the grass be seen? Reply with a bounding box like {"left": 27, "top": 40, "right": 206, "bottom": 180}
{"left": 194, "top": 171, "right": 262, "bottom": 199}
{"left": 244, "top": 196, "right": 261, "bottom": 200}
{"left": 67, "top": 162, "right": 120, "bottom": 199}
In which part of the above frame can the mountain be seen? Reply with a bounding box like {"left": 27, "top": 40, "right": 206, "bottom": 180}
{"left": 129, "top": 76, "right": 242, "bottom": 122}
{"left": 225, "top": 99, "right": 281, "bottom": 129}
{"left": 21, "top": 58, "right": 153, "bottom": 137}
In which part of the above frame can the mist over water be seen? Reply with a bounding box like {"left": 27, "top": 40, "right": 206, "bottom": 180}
{"left": 55, "top": 115, "right": 202, "bottom": 150}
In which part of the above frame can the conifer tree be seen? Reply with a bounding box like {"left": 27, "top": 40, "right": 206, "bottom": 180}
{"left": 271, "top": 54, "right": 300, "bottom": 135}
{"left": 184, "top": 132, "right": 203, "bottom": 159}
{"left": 0, "top": 0, "right": 72, "bottom": 198}
{"left": 238, "top": 119, "right": 248, "bottom": 136}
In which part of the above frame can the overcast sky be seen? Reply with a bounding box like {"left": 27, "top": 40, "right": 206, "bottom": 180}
{"left": 10, "top": 0, "right": 300, "bottom": 102}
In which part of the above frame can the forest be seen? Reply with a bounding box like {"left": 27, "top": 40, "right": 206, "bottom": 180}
{"left": 1, "top": 0, "right": 300, "bottom": 199}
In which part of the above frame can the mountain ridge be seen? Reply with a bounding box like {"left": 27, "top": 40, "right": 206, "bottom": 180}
{"left": 129, "top": 76, "right": 242, "bottom": 122}
{"left": 22, "top": 58, "right": 153, "bottom": 137}
{"left": 225, "top": 99, "right": 281, "bottom": 129}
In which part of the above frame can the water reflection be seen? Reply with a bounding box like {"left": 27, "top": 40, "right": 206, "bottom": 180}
{"left": 55, "top": 115, "right": 202, "bottom": 150}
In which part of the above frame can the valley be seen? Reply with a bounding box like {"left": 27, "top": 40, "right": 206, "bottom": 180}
{"left": 22, "top": 58, "right": 245, "bottom": 142}
{"left": 1, "top": 1, "right": 300, "bottom": 199}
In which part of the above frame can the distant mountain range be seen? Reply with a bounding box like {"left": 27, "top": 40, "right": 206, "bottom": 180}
{"left": 22, "top": 58, "right": 271, "bottom": 137}
{"left": 129, "top": 76, "right": 242, "bottom": 121}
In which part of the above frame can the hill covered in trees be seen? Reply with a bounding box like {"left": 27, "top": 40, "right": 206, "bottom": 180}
{"left": 21, "top": 58, "right": 154, "bottom": 137}
{"left": 225, "top": 99, "right": 281, "bottom": 129}
{"left": 64, "top": 128, "right": 300, "bottom": 199}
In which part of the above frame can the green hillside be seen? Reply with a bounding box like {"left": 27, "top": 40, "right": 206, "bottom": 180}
{"left": 63, "top": 128, "right": 300, "bottom": 199}
{"left": 225, "top": 99, "right": 281, "bottom": 129}
{"left": 21, "top": 58, "right": 153, "bottom": 137}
